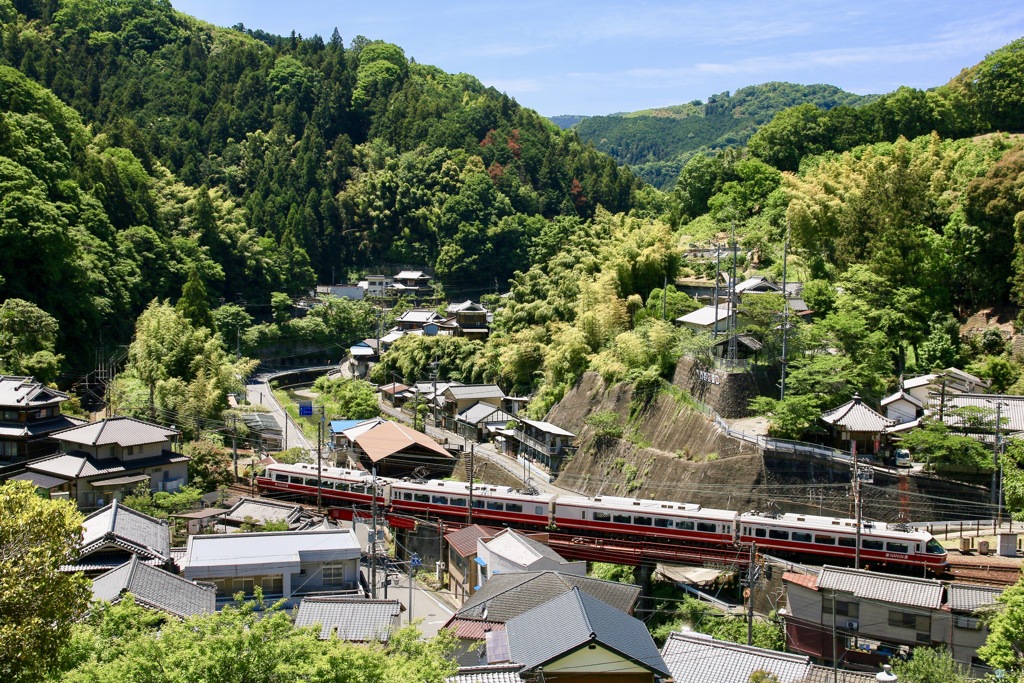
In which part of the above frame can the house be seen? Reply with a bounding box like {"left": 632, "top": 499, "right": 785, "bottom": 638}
{"left": 447, "top": 301, "right": 490, "bottom": 340}
{"left": 443, "top": 570, "right": 641, "bottom": 666}
{"left": 315, "top": 284, "right": 365, "bottom": 300}
{"left": 880, "top": 368, "right": 989, "bottom": 425}
{"left": 379, "top": 382, "right": 412, "bottom": 408}
{"left": 65, "top": 499, "right": 172, "bottom": 575}
{"left": 241, "top": 412, "right": 283, "bottom": 452}
{"left": 295, "top": 597, "right": 402, "bottom": 643}
{"left": 782, "top": 566, "right": 1002, "bottom": 675}
{"left": 476, "top": 529, "right": 586, "bottom": 578}
{"left": 491, "top": 587, "right": 671, "bottom": 682}
{"left": 90, "top": 554, "right": 216, "bottom": 619}
{"left": 447, "top": 665, "right": 525, "bottom": 683}
{"left": 358, "top": 274, "right": 393, "bottom": 298}
{"left": 661, "top": 631, "right": 814, "bottom": 683}
{"left": 348, "top": 339, "right": 378, "bottom": 377}
{"left": 329, "top": 418, "right": 385, "bottom": 451}
{"left": 675, "top": 305, "right": 736, "bottom": 334}
{"left": 395, "top": 308, "right": 445, "bottom": 331}
{"left": 216, "top": 497, "right": 305, "bottom": 530}
{"left": 512, "top": 418, "right": 575, "bottom": 475}
{"left": 392, "top": 270, "right": 432, "bottom": 297}
{"left": 454, "top": 403, "right": 515, "bottom": 443}
{"left": 180, "top": 527, "right": 362, "bottom": 599}
{"left": 819, "top": 395, "right": 895, "bottom": 457}
{"left": 711, "top": 333, "right": 763, "bottom": 366}
{"left": 348, "top": 420, "right": 455, "bottom": 478}
{"left": 379, "top": 329, "right": 405, "bottom": 353}
{"left": 445, "top": 524, "right": 500, "bottom": 604}
{"left": 880, "top": 390, "right": 924, "bottom": 426}
{"left": 735, "top": 275, "right": 784, "bottom": 295}
{"left": 441, "top": 385, "right": 506, "bottom": 430}
{"left": 0, "top": 375, "right": 86, "bottom": 463}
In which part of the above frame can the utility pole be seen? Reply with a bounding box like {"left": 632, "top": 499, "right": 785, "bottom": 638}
{"left": 746, "top": 542, "right": 757, "bottom": 646}
{"left": 713, "top": 244, "right": 722, "bottom": 338}
{"left": 431, "top": 358, "right": 439, "bottom": 428}
{"left": 317, "top": 406, "right": 324, "bottom": 513}
{"left": 727, "top": 218, "right": 739, "bottom": 365}
{"left": 231, "top": 414, "right": 238, "bottom": 479}
{"left": 852, "top": 437, "right": 861, "bottom": 570}
{"left": 780, "top": 222, "right": 789, "bottom": 400}
{"left": 831, "top": 591, "right": 838, "bottom": 683}
{"left": 993, "top": 401, "right": 1006, "bottom": 517}
{"left": 371, "top": 466, "right": 378, "bottom": 598}
{"left": 468, "top": 444, "right": 474, "bottom": 525}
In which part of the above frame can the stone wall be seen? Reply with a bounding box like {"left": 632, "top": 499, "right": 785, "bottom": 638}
{"left": 672, "top": 356, "right": 780, "bottom": 418}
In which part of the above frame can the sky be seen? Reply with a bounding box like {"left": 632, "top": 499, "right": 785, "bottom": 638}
{"left": 170, "top": 1, "right": 1024, "bottom": 117}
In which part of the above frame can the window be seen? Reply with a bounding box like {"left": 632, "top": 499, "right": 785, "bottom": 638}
{"left": 305, "top": 478, "right": 318, "bottom": 487}
{"left": 275, "top": 473, "right": 288, "bottom": 483}
{"left": 676, "top": 520, "right": 694, "bottom": 531}
{"left": 125, "top": 446, "right": 134, "bottom": 456}
{"left": 594, "top": 511, "right": 611, "bottom": 522}
{"left": 414, "top": 494, "right": 430, "bottom": 503}
{"left": 838, "top": 537, "right": 856, "bottom": 547}
{"left": 889, "top": 611, "right": 929, "bottom": 632}
{"left": 232, "top": 578, "right": 255, "bottom": 594}
{"left": 655, "top": 518, "right": 672, "bottom": 528}
{"left": 862, "top": 539, "right": 884, "bottom": 551}
{"left": 322, "top": 562, "right": 348, "bottom": 586}
{"left": 613, "top": 514, "right": 632, "bottom": 524}
{"left": 955, "top": 616, "right": 981, "bottom": 630}
{"left": 754, "top": 528, "right": 767, "bottom": 538}
{"left": 768, "top": 529, "right": 789, "bottom": 540}
{"left": 290, "top": 476, "right": 303, "bottom": 485}
{"left": 815, "top": 535, "right": 836, "bottom": 545}
{"left": 886, "top": 542, "right": 910, "bottom": 554}
{"left": 824, "top": 601, "right": 860, "bottom": 618}
{"left": 486, "top": 501, "right": 504, "bottom": 511}
{"left": 505, "top": 503, "right": 523, "bottom": 513}
{"left": 432, "top": 495, "right": 448, "bottom": 505}
{"left": 535, "top": 506, "right": 545, "bottom": 516}
{"left": 449, "top": 497, "right": 467, "bottom": 507}
{"left": 473, "top": 500, "right": 485, "bottom": 509}
{"left": 402, "top": 492, "right": 413, "bottom": 501}
{"left": 261, "top": 576, "right": 283, "bottom": 594}
{"left": 633, "top": 516, "right": 652, "bottom": 526}
{"left": 2, "top": 410, "right": 18, "bottom": 421}
{"left": 792, "top": 532, "right": 812, "bottom": 543}
{"left": 697, "top": 522, "right": 718, "bottom": 533}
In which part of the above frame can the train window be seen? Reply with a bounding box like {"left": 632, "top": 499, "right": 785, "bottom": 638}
{"left": 505, "top": 503, "right": 523, "bottom": 513}
{"left": 754, "top": 528, "right": 767, "bottom": 538}
{"left": 536, "top": 506, "right": 545, "bottom": 516}
{"left": 886, "top": 542, "right": 909, "bottom": 554}
{"left": 654, "top": 518, "right": 672, "bottom": 528}
{"left": 487, "top": 501, "right": 503, "bottom": 511}
{"left": 768, "top": 529, "right": 789, "bottom": 540}
{"left": 322, "top": 481, "right": 335, "bottom": 489}
{"left": 697, "top": 522, "right": 717, "bottom": 533}
{"left": 473, "top": 500, "right": 485, "bottom": 509}
{"left": 815, "top": 535, "right": 836, "bottom": 545}
{"left": 337, "top": 483, "right": 350, "bottom": 492}
{"left": 275, "top": 474, "right": 288, "bottom": 483}
{"left": 792, "top": 532, "right": 812, "bottom": 543}
{"left": 838, "top": 537, "right": 856, "bottom": 547}
{"left": 862, "top": 539, "right": 884, "bottom": 551}
{"left": 594, "top": 511, "right": 611, "bottom": 522}
{"left": 449, "top": 497, "right": 467, "bottom": 507}
{"left": 676, "top": 520, "right": 694, "bottom": 530}
{"left": 432, "top": 496, "right": 448, "bottom": 505}
{"left": 305, "top": 478, "right": 318, "bottom": 487}
{"left": 613, "top": 514, "right": 632, "bottom": 524}
{"left": 414, "top": 494, "right": 430, "bottom": 503}
{"left": 402, "top": 492, "right": 413, "bottom": 501}
{"left": 290, "top": 476, "right": 303, "bottom": 485}
{"left": 633, "top": 516, "right": 652, "bottom": 526}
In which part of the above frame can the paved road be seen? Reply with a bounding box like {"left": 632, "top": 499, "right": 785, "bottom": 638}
{"left": 245, "top": 373, "right": 314, "bottom": 453}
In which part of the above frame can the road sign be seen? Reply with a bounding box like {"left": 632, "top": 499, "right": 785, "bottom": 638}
{"left": 410, "top": 553, "right": 422, "bottom": 568}
{"left": 299, "top": 402, "right": 313, "bottom": 416}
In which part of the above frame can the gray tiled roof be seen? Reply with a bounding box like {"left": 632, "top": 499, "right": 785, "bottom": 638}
{"left": 505, "top": 588, "right": 669, "bottom": 677}
{"left": 445, "top": 385, "right": 505, "bottom": 400}
{"left": 661, "top": 631, "right": 811, "bottom": 683}
{"left": 940, "top": 394, "right": 1024, "bottom": 432}
{"left": 80, "top": 500, "right": 171, "bottom": 562}
{"left": 820, "top": 396, "right": 895, "bottom": 433}
{"left": 948, "top": 583, "right": 1003, "bottom": 613}
{"left": 53, "top": 416, "right": 179, "bottom": 447}
{"left": 295, "top": 597, "right": 401, "bottom": 642}
{"left": 10, "top": 470, "right": 68, "bottom": 489}
{"left": 91, "top": 555, "right": 216, "bottom": 619}
{"left": 0, "top": 375, "right": 68, "bottom": 407}
{"left": 798, "top": 665, "right": 876, "bottom": 682}
{"left": 221, "top": 498, "right": 303, "bottom": 526}
{"left": 454, "top": 571, "right": 640, "bottom": 624}
{"left": 457, "top": 402, "right": 504, "bottom": 425}
{"left": 28, "top": 450, "right": 188, "bottom": 481}
{"left": 816, "top": 566, "right": 943, "bottom": 610}
{"left": 447, "top": 665, "right": 523, "bottom": 683}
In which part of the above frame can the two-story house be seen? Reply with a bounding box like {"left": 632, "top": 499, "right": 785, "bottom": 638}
{"left": 440, "top": 385, "right": 505, "bottom": 431}
{"left": 0, "top": 375, "right": 86, "bottom": 463}
{"left": 24, "top": 417, "right": 186, "bottom": 508}
{"left": 476, "top": 529, "right": 586, "bottom": 579}
{"left": 446, "top": 301, "right": 490, "bottom": 340}
{"left": 513, "top": 418, "right": 575, "bottom": 476}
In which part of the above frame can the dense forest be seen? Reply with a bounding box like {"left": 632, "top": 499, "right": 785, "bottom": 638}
{"left": 569, "top": 83, "right": 874, "bottom": 188}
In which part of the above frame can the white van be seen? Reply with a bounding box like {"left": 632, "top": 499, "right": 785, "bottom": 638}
{"left": 894, "top": 448, "right": 912, "bottom": 468}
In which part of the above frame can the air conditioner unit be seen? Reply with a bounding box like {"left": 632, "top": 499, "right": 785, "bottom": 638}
{"left": 846, "top": 620, "right": 859, "bottom": 631}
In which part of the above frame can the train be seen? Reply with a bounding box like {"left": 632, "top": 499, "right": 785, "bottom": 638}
{"left": 256, "top": 461, "right": 949, "bottom": 571}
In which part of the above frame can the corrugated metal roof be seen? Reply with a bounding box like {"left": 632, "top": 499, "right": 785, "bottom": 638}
{"left": 947, "top": 583, "right": 1003, "bottom": 613}
{"left": 661, "top": 631, "right": 811, "bottom": 683}
{"left": 445, "top": 385, "right": 506, "bottom": 400}
{"left": 54, "top": 416, "right": 179, "bottom": 447}
{"left": 517, "top": 418, "right": 574, "bottom": 438}
{"left": 221, "top": 497, "right": 303, "bottom": 525}
{"left": 816, "top": 566, "right": 943, "bottom": 610}
{"left": 505, "top": 588, "right": 669, "bottom": 676}
{"left": 91, "top": 555, "right": 216, "bottom": 619}
{"left": 820, "top": 396, "right": 895, "bottom": 433}
{"left": 446, "top": 524, "right": 500, "bottom": 558}
{"left": 676, "top": 305, "right": 733, "bottom": 327}
{"left": 295, "top": 597, "right": 401, "bottom": 642}
{"left": 353, "top": 421, "right": 451, "bottom": 463}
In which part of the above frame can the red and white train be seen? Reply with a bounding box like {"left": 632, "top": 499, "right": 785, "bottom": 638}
{"left": 256, "top": 462, "right": 948, "bottom": 571}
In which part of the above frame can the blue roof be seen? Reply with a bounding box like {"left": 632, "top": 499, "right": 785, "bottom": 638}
{"left": 330, "top": 420, "right": 365, "bottom": 434}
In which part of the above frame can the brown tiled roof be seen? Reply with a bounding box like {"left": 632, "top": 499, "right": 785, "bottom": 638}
{"left": 446, "top": 618, "right": 506, "bottom": 640}
{"left": 446, "top": 524, "right": 500, "bottom": 557}
{"left": 783, "top": 571, "right": 820, "bottom": 591}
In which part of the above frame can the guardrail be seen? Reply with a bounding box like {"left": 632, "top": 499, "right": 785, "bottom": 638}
{"left": 912, "top": 519, "right": 1019, "bottom": 537}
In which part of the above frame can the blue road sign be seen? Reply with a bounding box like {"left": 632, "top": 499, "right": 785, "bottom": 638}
{"left": 299, "top": 402, "right": 313, "bottom": 416}
{"left": 410, "top": 553, "right": 422, "bottom": 568}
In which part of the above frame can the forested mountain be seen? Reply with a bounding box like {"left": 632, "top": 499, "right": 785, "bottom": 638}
{"left": 570, "top": 83, "right": 874, "bottom": 188}
{"left": 0, "top": 0, "right": 637, "bottom": 370}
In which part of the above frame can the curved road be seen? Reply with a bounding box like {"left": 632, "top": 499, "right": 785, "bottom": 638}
{"left": 245, "top": 372, "right": 315, "bottom": 453}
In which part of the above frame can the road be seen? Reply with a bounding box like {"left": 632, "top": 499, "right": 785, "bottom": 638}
{"left": 245, "top": 373, "right": 314, "bottom": 453}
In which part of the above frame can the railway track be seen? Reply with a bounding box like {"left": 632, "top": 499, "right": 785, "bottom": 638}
{"left": 942, "top": 553, "right": 1022, "bottom": 586}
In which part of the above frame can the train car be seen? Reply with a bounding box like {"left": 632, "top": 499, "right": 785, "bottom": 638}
{"left": 738, "top": 512, "right": 948, "bottom": 570}
{"left": 389, "top": 479, "right": 555, "bottom": 528}
{"left": 257, "top": 462, "right": 386, "bottom": 507}
{"left": 553, "top": 495, "right": 737, "bottom": 546}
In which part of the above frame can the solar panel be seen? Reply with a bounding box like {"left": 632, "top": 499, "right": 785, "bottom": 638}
{"left": 486, "top": 629, "right": 511, "bottom": 664}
